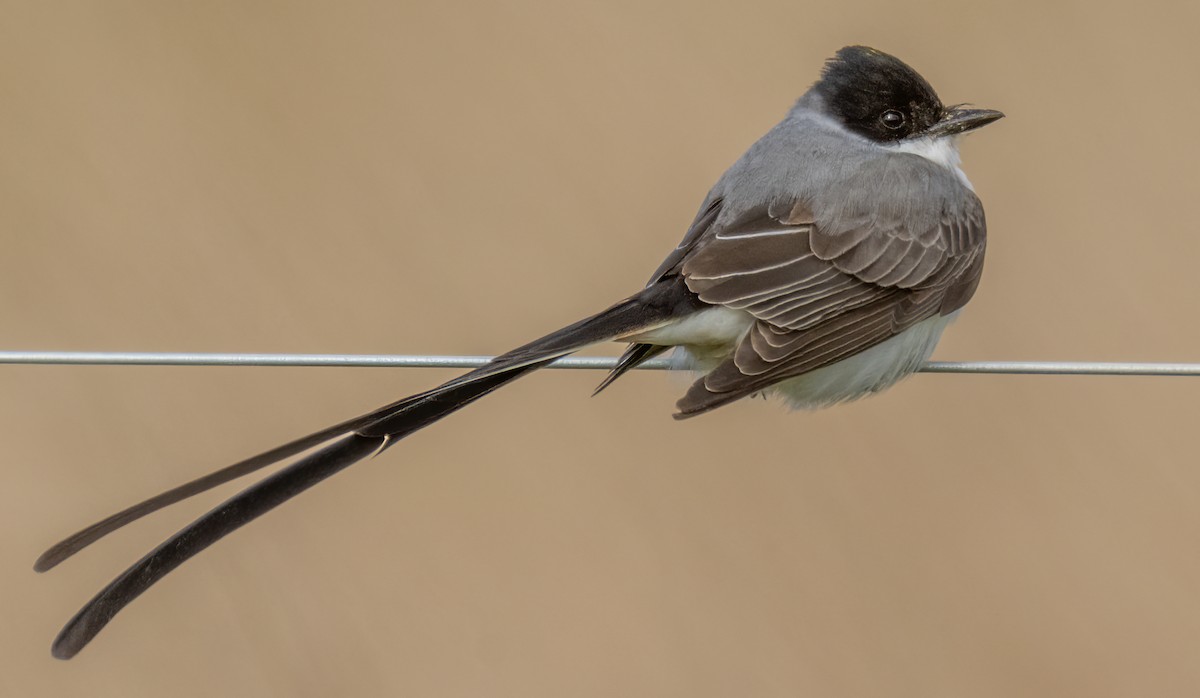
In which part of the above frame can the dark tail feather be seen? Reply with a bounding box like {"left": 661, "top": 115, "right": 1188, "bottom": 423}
{"left": 51, "top": 434, "right": 384, "bottom": 659}
{"left": 50, "top": 363, "right": 542, "bottom": 660}
{"left": 34, "top": 386, "right": 469, "bottom": 573}
{"left": 37, "top": 282, "right": 689, "bottom": 573}
{"left": 592, "top": 343, "right": 669, "bottom": 396}
{"left": 44, "top": 277, "right": 699, "bottom": 658}
{"left": 34, "top": 415, "right": 376, "bottom": 572}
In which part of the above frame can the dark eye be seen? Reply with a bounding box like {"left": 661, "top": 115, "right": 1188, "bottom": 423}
{"left": 880, "top": 109, "right": 906, "bottom": 130}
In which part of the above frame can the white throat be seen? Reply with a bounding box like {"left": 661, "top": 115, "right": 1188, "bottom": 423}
{"left": 886, "top": 136, "right": 973, "bottom": 191}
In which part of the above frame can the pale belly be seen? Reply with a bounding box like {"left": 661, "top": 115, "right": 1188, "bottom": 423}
{"left": 767, "top": 313, "right": 955, "bottom": 409}
{"left": 630, "top": 308, "right": 956, "bottom": 410}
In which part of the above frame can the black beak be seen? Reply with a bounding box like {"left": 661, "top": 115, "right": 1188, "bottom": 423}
{"left": 927, "top": 107, "right": 1005, "bottom": 138}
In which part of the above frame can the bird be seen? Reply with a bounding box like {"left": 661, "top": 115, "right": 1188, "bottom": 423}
{"left": 36, "top": 45, "right": 1003, "bottom": 658}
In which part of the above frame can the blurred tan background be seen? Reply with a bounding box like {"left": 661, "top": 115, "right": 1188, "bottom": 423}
{"left": 3, "top": 1, "right": 1199, "bottom": 695}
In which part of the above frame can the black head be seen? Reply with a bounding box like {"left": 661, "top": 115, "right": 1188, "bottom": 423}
{"left": 813, "top": 46, "right": 1000, "bottom": 143}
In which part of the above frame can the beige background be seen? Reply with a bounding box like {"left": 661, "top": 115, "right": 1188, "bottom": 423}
{"left": 3, "top": 1, "right": 1199, "bottom": 696}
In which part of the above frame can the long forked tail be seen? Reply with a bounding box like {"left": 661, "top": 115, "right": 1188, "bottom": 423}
{"left": 48, "top": 365, "right": 541, "bottom": 659}
{"left": 42, "top": 277, "right": 699, "bottom": 659}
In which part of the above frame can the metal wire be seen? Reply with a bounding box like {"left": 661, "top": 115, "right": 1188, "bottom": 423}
{"left": 1, "top": 351, "right": 1199, "bottom": 376}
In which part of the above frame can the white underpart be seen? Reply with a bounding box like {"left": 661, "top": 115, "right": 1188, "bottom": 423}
{"left": 769, "top": 313, "right": 956, "bottom": 409}
{"left": 628, "top": 306, "right": 752, "bottom": 383}
{"left": 886, "top": 136, "right": 974, "bottom": 191}
{"left": 630, "top": 306, "right": 752, "bottom": 348}
{"left": 629, "top": 308, "right": 957, "bottom": 409}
